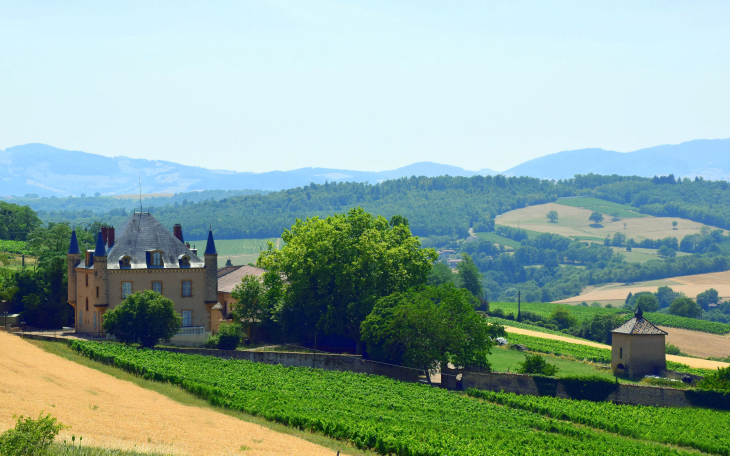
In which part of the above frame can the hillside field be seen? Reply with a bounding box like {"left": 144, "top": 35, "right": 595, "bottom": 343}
{"left": 72, "top": 339, "right": 730, "bottom": 455}
{"left": 192, "top": 237, "right": 281, "bottom": 268}
{"left": 496, "top": 201, "right": 718, "bottom": 242}
{"left": 555, "top": 270, "right": 730, "bottom": 305}
{"left": 0, "top": 333, "right": 333, "bottom": 456}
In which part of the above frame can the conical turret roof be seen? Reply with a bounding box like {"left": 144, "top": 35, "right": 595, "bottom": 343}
{"left": 68, "top": 228, "right": 80, "bottom": 255}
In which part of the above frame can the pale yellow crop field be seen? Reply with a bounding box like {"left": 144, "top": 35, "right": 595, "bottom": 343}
{"left": 0, "top": 332, "right": 339, "bottom": 456}
{"left": 554, "top": 270, "right": 730, "bottom": 305}
{"left": 496, "top": 202, "right": 718, "bottom": 241}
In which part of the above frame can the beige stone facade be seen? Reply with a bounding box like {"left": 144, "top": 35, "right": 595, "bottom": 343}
{"left": 611, "top": 307, "right": 667, "bottom": 378}
{"left": 67, "top": 213, "right": 218, "bottom": 337}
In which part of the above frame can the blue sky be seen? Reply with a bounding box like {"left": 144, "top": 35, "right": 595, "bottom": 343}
{"left": 1, "top": 1, "right": 728, "bottom": 172}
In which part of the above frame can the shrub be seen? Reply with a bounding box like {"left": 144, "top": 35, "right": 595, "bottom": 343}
{"left": 517, "top": 354, "right": 558, "bottom": 376}
{"left": 0, "top": 413, "right": 65, "bottom": 456}
{"left": 605, "top": 303, "right": 613, "bottom": 309}
{"left": 102, "top": 290, "right": 182, "bottom": 348}
{"left": 216, "top": 322, "right": 242, "bottom": 350}
{"left": 665, "top": 344, "right": 682, "bottom": 355}
{"left": 697, "top": 366, "right": 730, "bottom": 391}
{"left": 548, "top": 308, "right": 577, "bottom": 330}
{"left": 590, "top": 302, "right": 602, "bottom": 307}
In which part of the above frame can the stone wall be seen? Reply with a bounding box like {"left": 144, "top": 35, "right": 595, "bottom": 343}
{"left": 462, "top": 371, "right": 694, "bottom": 408}
{"left": 156, "top": 347, "right": 420, "bottom": 383}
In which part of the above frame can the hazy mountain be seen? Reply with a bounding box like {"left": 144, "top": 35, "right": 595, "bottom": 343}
{"left": 0, "top": 143, "right": 497, "bottom": 197}
{"left": 3, "top": 139, "right": 729, "bottom": 198}
{"left": 504, "top": 138, "right": 730, "bottom": 180}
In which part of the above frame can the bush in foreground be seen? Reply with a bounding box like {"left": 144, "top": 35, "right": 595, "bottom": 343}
{"left": 0, "top": 413, "right": 65, "bottom": 456}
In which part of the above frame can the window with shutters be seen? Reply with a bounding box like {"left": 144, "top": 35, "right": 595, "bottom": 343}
{"left": 152, "top": 251, "right": 163, "bottom": 267}
{"left": 122, "top": 282, "right": 132, "bottom": 298}
{"left": 182, "top": 280, "right": 192, "bottom": 297}
{"left": 182, "top": 310, "right": 192, "bottom": 327}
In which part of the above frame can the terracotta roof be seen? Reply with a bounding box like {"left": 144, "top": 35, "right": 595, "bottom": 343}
{"left": 218, "top": 265, "right": 266, "bottom": 293}
{"left": 612, "top": 307, "right": 667, "bottom": 335}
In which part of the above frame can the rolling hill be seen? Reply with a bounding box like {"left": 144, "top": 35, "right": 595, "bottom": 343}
{"left": 0, "top": 143, "right": 496, "bottom": 197}
{"left": 504, "top": 138, "right": 730, "bottom": 180}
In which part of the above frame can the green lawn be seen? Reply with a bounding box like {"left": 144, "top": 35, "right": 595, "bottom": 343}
{"left": 473, "top": 231, "right": 521, "bottom": 249}
{"left": 555, "top": 197, "right": 645, "bottom": 218}
{"left": 488, "top": 346, "right": 618, "bottom": 380}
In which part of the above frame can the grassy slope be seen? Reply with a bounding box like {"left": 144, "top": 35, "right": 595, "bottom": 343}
{"left": 28, "top": 339, "right": 376, "bottom": 456}
{"left": 555, "top": 197, "right": 645, "bottom": 218}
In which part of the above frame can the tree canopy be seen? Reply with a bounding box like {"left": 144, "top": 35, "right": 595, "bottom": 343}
{"left": 669, "top": 296, "right": 702, "bottom": 319}
{"left": 361, "top": 284, "right": 499, "bottom": 380}
{"left": 546, "top": 210, "right": 559, "bottom": 223}
{"left": 102, "top": 290, "right": 182, "bottom": 347}
{"left": 589, "top": 211, "right": 604, "bottom": 225}
{"left": 258, "top": 208, "right": 437, "bottom": 353}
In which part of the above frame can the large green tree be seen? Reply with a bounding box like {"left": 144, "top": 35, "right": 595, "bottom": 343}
{"left": 696, "top": 288, "right": 720, "bottom": 310}
{"left": 230, "top": 272, "right": 284, "bottom": 343}
{"left": 457, "top": 253, "right": 483, "bottom": 300}
{"left": 0, "top": 201, "right": 42, "bottom": 241}
{"left": 102, "top": 290, "right": 182, "bottom": 347}
{"left": 588, "top": 211, "right": 604, "bottom": 225}
{"left": 669, "top": 296, "right": 702, "bottom": 319}
{"left": 258, "top": 208, "right": 437, "bottom": 353}
{"left": 361, "top": 284, "right": 497, "bottom": 381}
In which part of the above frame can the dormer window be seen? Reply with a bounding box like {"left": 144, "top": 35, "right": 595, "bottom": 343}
{"left": 178, "top": 254, "right": 191, "bottom": 268}
{"left": 146, "top": 250, "right": 164, "bottom": 268}
{"left": 119, "top": 256, "right": 132, "bottom": 269}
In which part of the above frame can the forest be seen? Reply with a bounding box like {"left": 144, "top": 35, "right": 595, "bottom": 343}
{"left": 17, "top": 173, "right": 730, "bottom": 243}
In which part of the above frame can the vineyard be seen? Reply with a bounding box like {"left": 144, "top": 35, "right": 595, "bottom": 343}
{"left": 467, "top": 389, "right": 730, "bottom": 456}
{"left": 488, "top": 302, "right": 730, "bottom": 335}
{"left": 642, "top": 312, "right": 730, "bottom": 335}
{"left": 505, "top": 332, "right": 713, "bottom": 377}
{"left": 71, "top": 340, "right": 703, "bottom": 456}
{"left": 489, "top": 301, "right": 625, "bottom": 323}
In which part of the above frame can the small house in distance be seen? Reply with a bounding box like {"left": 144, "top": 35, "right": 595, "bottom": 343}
{"left": 611, "top": 306, "right": 668, "bottom": 378}
{"left": 214, "top": 265, "right": 266, "bottom": 334}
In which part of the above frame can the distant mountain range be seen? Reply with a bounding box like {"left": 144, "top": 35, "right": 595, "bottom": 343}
{"left": 504, "top": 138, "right": 730, "bottom": 181}
{"left": 1, "top": 139, "right": 729, "bottom": 197}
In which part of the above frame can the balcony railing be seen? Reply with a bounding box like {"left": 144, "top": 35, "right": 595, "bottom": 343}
{"left": 177, "top": 326, "right": 205, "bottom": 336}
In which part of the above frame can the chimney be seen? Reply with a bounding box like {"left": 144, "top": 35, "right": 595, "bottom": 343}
{"left": 107, "top": 226, "right": 115, "bottom": 248}
{"left": 101, "top": 226, "right": 109, "bottom": 245}
{"left": 173, "top": 224, "right": 184, "bottom": 243}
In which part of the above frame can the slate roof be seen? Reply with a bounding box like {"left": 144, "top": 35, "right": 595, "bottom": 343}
{"left": 100, "top": 212, "right": 205, "bottom": 270}
{"left": 68, "top": 229, "right": 80, "bottom": 254}
{"left": 218, "top": 265, "right": 266, "bottom": 293}
{"left": 612, "top": 306, "right": 667, "bottom": 335}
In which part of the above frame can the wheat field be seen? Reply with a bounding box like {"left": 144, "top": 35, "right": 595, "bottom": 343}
{"left": 0, "top": 332, "right": 341, "bottom": 456}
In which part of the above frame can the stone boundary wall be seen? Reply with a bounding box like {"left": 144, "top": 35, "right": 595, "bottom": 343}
{"left": 462, "top": 371, "right": 693, "bottom": 408}
{"left": 156, "top": 347, "right": 420, "bottom": 383}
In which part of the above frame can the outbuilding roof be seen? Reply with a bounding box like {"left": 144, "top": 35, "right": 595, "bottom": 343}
{"left": 612, "top": 306, "right": 667, "bottom": 335}
{"left": 218, "top": 265, "right": 266, "bottom": 293}
{"left": 103, "top": 212, "right": 205, "bottom": 270}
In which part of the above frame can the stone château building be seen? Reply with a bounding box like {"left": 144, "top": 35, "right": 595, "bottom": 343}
{"left": 611, "top": 306, "right": 668, "bottom": 378}
{"left": 67, "top": 212, "right": 218, "bottom": 338}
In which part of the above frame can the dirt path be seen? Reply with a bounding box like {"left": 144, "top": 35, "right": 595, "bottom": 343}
{"left": 503, "top": 326, "right": 730, "bottom": 370}
{"left": 0, "top": 333, "right": 340, "bottom": 456}
{"left": 659, "top": 325, "right": 730, "bottom": 359}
